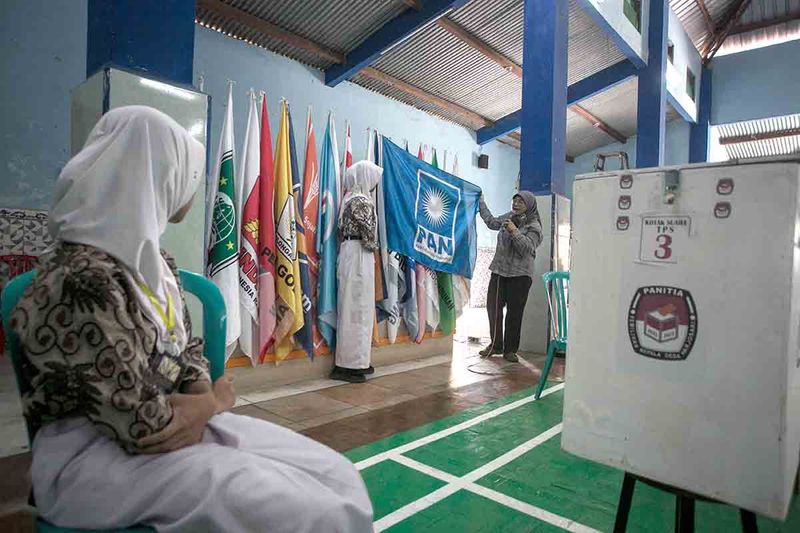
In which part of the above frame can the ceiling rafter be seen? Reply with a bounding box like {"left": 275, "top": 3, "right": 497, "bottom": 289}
{"left": 718, "top": 127, "right": 800, "bottom": 145}
{"left": 196, "top": 0, "right": 346, "bottom": 64}
{"left": 438, "top": 16, "right": 625, "bottom": 145}
{"left": 730, "top": 10, "right": 800, "bottom": 36}
{"left": 701, "top": 0, "right": 752, "bottom": 62}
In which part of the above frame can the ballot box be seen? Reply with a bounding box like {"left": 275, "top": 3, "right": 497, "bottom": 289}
{"left": 563, "top": 157, "right": 800, "bottom": 520}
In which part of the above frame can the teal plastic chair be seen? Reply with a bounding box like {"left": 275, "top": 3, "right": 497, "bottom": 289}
{"left": 535, "top": 271, "right": 569, "bottom": 400}
{"left": 1, "top": 269, "right": 226, "bottom": 533}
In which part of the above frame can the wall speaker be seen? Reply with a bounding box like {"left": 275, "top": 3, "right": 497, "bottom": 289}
{"left": 478, "top": 154, "right": 489, "bottom": 169}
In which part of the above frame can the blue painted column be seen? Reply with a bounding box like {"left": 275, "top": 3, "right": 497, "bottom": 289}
{"left": 87, "top": 0, "right": 196, "bottom": 85}
{"left": 689, "top": 66, "right": 713, "bottom": 163}
{"left": 519, "top": 0, "right": 569, "bottom": 195}
{"left": 635, "top": 0, "right": 669, "bottom": 168}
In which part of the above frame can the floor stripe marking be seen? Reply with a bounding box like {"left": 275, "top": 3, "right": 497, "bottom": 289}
{"left": 373, "top": 483, "right": 461, "bottom": 532}
{"left": 377, "top": 425, "right": 600, "bottom": 533}
{"left": 356, "top": 382, "right": 564, "bottom": 471}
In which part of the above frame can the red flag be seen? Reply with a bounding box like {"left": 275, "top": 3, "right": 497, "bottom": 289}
{"left": 344, "top": 122, "right": 353, "bottom": 170}
{"left": 257, "top": 94, "right": 278, "bottom": 362}
{"left": 301, "top": 108, "right": 325, "bottom": 355}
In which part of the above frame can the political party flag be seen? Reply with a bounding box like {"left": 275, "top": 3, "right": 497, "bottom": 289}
{"left": 399, "top": 255, "right": 419, "bottom": 341}
{"left": 272, "top": 101, "right": 303, "bottom": 360}
{"left": 423, "top": 266, "right": 439, "bottom": 332}
{"left": 414, "top": 262, "right": 427, "bottom": 343}
{"left": 302, "top": 107, "right": 325, "bottom": 356}
{"left": 256, "top": 94, "right": 278, "bottom": 362}
{"left": 238, "top": 92, "right": 261, "bottom": 363}
{"left": 450, "top": 153, "right": 469, "bottom": 320}
{"left": 316, "top": 113, "right": 339, "bottom": 352}
{"left": 342, "top": 121, "right": 353, "bottom": 174}
{"left": 206, "top": 83, "right": 240, "bottom": 357}
{"left": 430, "top": 149, "right": 455, "bottom": 335}
{"left": 372, "top": 131, "right": 403, "bottom": 343}
{"left": 288, "top": 106, "right": 313, "bottom": 358}
{"left": 381, "top": 137, "right": 481, "bottom": 278}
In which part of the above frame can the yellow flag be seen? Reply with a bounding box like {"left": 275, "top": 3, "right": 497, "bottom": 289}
{"left": 272, "top": 101, "right": 303, "bottom": 359}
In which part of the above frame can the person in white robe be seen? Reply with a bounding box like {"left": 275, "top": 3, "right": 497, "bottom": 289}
{"left": 10, "top": 106, "right": 373, "bottom": 533}
{"left": 331, "top": 161, "right": 382, "bottom": 383}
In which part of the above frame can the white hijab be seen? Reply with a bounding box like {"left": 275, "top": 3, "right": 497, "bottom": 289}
{"left": 49, "top": 106, "right": 205, "bottom": 354}
{"left": 339, "top": 160, "right": 382, "bottom": 221}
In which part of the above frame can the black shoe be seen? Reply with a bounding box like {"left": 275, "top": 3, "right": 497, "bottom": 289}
{"left": 479, "top": 346, "right": 501, "bottom": 358}
{"left": 330, "top": 367, "right": 366, "bottom": 383}
{"left": 502, "top": 352, "right": 519, "bottom": 363}
{"left": 357, "top": 366, "right": 375, "bottom": 375}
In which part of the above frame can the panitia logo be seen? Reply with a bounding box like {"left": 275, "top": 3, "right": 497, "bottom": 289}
{"left": 618, "top": 195, "right": 631, "bottom": 210}
{"left": 616, "top": 215, "right": 630, "bottom": 231}
{"left": 620, "top": 174, "right": 634, "bottom": 189}
{"left": 414, "top": 170, "right": 460, "bottom": 264}
{"left": 628, "top": 285, "right": 698, "bottom": 361}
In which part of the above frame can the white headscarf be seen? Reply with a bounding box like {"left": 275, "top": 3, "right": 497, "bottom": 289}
{"left": 339, "top": 160, "right": 382, "bottom": 220}
{"left": 49, "top": 106, "right": 205, "bottom": 354}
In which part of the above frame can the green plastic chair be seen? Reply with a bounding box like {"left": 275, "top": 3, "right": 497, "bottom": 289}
{"left": 1, "top": 268, "right": 226, "bottom": 533}
{"left": 535, "top": 271, "right": 569, "bottom": 400}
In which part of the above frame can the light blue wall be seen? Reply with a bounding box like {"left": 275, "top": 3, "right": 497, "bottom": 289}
{"left": 194, "top": 26, "right": 519, "bottom": 248}
{"left": 711, "top": 39, "right": 800, "bottom": 125}
{"left": 0, "top": 3, "right": 519, "bottom": 248}
{"left": 0, "top": 0, "right": 88, "bottom": 210}
{"left": 564, "top": 120, "right": 691, "bottom": 197}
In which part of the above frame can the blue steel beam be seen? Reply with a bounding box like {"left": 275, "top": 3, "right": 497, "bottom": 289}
{"left": 519, "top": 0, "right": 569, "bottom": 195}
{"left": 575, "top": 0, "right": 647, "bottom": 69}
{"left": 689, "top": 66, "right": 713, "bottom": 163}
{"left": 476, "top": 60, "right": 638, "bottom": 145}
{"left": 324, "top": 0, "right": 470, "bottom": 87}
{"left": 635, "top": 0, "right": 669, "bottom": 168}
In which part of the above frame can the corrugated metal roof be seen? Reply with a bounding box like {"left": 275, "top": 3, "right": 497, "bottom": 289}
{"left": 670, "top": 0, "right": 738, "bottom": 52}
{"left": 196, "top": 0, "right": 408, "bottom": 69}
{"left": 717, "top": 113, "right": 800, "bottom": 159}
{"left": 670, "top": 0, "right": 800, "bottom": 54}
{"left": 195, "top": 0, "right": 689, "bottom": 158}
{"left": 359, "top": 0, "right": 629, "bottom": 130}
{"left": 720, "top": 0, "right": 800, "bottom": 54}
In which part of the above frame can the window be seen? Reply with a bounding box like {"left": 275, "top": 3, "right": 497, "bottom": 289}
{"left": 623, "top": 0, "right": 642, "bottom": 32}
{"left": 686, "top": 68, "right": 696, "bottom": 102}
{"left": 668, "top": 41, "right": 675, "bottom": 64}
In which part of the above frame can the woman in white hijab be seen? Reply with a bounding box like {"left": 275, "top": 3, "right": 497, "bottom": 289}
{"left": 331, "top": 161, "right": 382, "bottom": 383}
{"left": 11, "top": 106, "right": 372, "bottom": 532}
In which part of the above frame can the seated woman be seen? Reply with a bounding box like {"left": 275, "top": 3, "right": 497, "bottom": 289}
{"left": 10, "top": 106, "right": 373, "bottom": 533}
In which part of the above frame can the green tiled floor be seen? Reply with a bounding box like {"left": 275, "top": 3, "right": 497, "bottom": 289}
{"left": 384, "top": 490, "right": 565, "bottom": 533}
{"left": 361, "top": 460, "right": 447, "bottom": 521}
{"left": 353, "top": 384, "right": 800, "bottom": 532}
{"left": 403, "top": 390, "right": 563, "bottom": 476}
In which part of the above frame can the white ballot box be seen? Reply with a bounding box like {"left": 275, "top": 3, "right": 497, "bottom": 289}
{"left": 563, "top": 156, "right": 800, "bottom": 520}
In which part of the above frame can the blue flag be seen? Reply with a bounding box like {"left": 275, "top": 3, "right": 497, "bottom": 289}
{"left": 316, "top": 114, "right": 339, "bottom": 352}
{"left": 288, "top": 106, "right": 314, "bottom": 358}
{"left": 381, "top": 137, "right": 481, "bottom": 278}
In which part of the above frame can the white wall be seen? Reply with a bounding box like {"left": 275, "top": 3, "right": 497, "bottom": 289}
{"left": 666, "top": 7, "right": 702, "bottom": 122}
{"left": 578, "top": 0, "right": 647, "bottom": 63}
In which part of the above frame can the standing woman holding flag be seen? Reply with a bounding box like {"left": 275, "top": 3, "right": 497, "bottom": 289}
{"left": 331, "top": 161, "right": 382, "bottom": 383}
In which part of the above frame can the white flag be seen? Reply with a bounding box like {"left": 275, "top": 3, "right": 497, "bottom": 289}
{"left": 423, "top": 266, "right": 440, "bottom": 332}
{"left": 206, "top": 83, "right": 240, "bottom": 357}
{"left": 238, "top": 93, "right": 261, "bottom": 363}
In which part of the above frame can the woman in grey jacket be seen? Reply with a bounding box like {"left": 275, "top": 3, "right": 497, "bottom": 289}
{"left": 478, "top": 191, "right": 543, "bottom": 362}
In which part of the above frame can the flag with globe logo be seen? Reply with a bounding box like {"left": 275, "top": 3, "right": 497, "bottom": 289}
{"left": 381, "top": 137, "right": 480, "bottom": 278}
{"left": 206, "top": 83, "right": 241, "bottom": 355}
